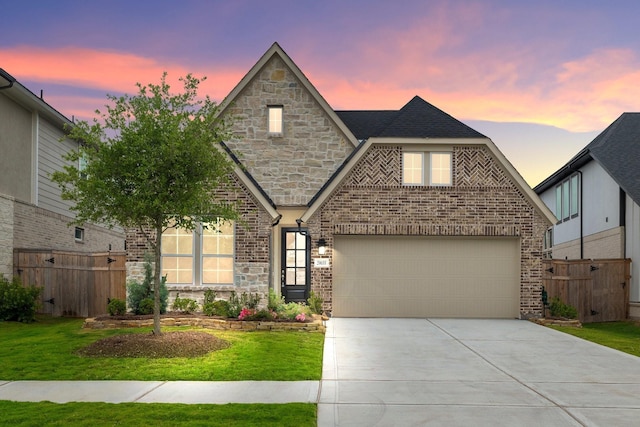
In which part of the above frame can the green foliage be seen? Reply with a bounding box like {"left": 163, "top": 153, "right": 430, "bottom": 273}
{"left": 127, "top": 254, "right": 168, "bottom": 315}
{"left": 227, "top": 291, "right": 261, "bottom": 318}
{"left": 267, "top": 288, "right": 281, "bottom": 312}
{"left": 138, "top": 298, "right": 155, "bottom": 315}
{"left": 172, "top": 293, "right": 199, "bottom": 313}
{"left": 307, "top": 291, "right": 323, "bottom": 314}
{"left": 204, "top": 300, "right": 231, "bottom": 317}
{"left": 279, "top": 302, "right": 310, "bottom": 320}
{"left": 548, "top": 297, "right": 578, "bottom": 319}
{"left": 50, "top": 72, "right": 241, "bottom": 334}
{"left": 107, "top": 298, "right": 126, "bottom": 316}
{"left": 0, "top": 275, "right": 42, "bottom": 323}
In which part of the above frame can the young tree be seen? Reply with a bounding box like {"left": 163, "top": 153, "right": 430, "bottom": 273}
{"left": 52, "top": 73, "right": 240, "bottom": 335}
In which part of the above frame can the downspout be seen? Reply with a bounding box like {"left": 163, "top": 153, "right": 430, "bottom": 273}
{"left": 268, "top": 214, "right": 282, "bottom": 292}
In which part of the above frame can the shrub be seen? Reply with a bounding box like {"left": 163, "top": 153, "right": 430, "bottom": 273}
{"left": 204, "top": 300, "right": 231, "bottom": 317}
{"left": 228, "top": 291, "right": 242, "bottom": 318}
{"left": 549, "top": 297, "right": 578, "bottom": 319}
{"left": 279, "top": 302, "right": 310, "bottom": 320}
{"left": 127, "top": 253, "right": 168, "bottom": 315}
{"left": 0, "top": 275, "right": 42, "bottom": 323}
{"left": 307, "top": 291, "right": 323, "bottom": 314}
{"left": 172, "top": 293, "right": 199, "bottom": 313}
{"left": 267, "top": 289, "right": 282, "bottom": 312}
{"left": 107, "top": 298, "right": 126, "bottom": 316}
{"left": 241, "top": 292, "right": 261, "bottom": 310}
{"left": 138, "top": 298, "right": 155, "bottom": 315}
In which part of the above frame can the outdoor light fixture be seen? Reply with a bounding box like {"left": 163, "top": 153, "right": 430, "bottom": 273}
{"left": 317, "top": 238, "right": 327, "bottom": 255}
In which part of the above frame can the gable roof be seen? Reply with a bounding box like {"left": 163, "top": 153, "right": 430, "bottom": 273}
{"left": 336, "top": 96, "right": 486, "bottom": 139}
{"left": 218, "top": 42, "right": 360, "bottom": 148}
{"left": 0, "top": 68, "right": 73, "bottom": 129}
{"left": 534, "top": 113, "right": 640, "bottom": 205}
{"left": 301, "top": 136, "right": 556, "bottom": 225}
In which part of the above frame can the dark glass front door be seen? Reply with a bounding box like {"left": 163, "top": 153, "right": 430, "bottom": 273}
{"left": 281, "top": 228, "right": 310, "bottom": 303}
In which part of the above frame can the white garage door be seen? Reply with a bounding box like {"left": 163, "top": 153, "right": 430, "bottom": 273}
{"left": 333, "top": 236, "right": 520, "bottom": 318}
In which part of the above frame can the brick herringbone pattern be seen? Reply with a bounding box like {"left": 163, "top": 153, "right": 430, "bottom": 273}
{"left": 347, "top": 146, "right": 401, "bottom": 186}
{"left": 455, "top": 146, "right": 511, "bottom": 187}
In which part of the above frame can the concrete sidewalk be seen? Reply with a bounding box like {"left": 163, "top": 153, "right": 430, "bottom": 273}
{"left": 0, "top": 380, "right": 319, "bottom": 404}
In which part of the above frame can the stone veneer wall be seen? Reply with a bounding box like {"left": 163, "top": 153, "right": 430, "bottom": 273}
{"left": 0, "top": 194, "right": 14, "bottom": 277}
{"left": 306, "top": 145, "right": 550, "bottom": 318}
{"left": 125, "top": 174, "right": 273, "bottom": 307}
{"left": 224, "top": 55, "right": 354, "bottom": 206}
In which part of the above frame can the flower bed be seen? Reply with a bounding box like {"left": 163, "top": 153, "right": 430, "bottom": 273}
{"left": 83, "top": 314, "right": 326, "bottom": 333}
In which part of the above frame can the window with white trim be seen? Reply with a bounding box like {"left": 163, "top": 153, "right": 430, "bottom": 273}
{"left": 268, "top": 105, "right": 283, "bottom": 135}
{"left": 555, "top": 173, "right": 580, "bottom": 222}
{"left": 161, "top": 220, "right": 234, "bottom": 285}
{"left": 402, "top": 151, "right": 452, "bottom": 186}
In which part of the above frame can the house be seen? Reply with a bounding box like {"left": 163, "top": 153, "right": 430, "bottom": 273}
{"left": 534, "top": 113, "right": 640, "bottom": 319}
{"left": 126, "top": 43, "right": 555, "bottom": 318}
{"left": 0, "top": 68, "right": 125, "bottom": 278}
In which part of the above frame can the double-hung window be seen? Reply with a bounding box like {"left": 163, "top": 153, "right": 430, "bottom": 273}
{"left": 402, "top": 151, "right": 452, "bottom": 186}
{"left": 555, "top": 173, "right": 580, "bottom": 222}
{"left": 162, "top": 220, "right": 234, "bottom": 285}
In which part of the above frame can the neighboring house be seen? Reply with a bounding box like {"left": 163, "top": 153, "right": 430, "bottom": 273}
{"left": 126, "top": 43, "right": 555, "bottom": 318}
{"left": 534, "top": 113, "right": 640, "bottom": 319}
{"left": 0, "top": 68, "right": 125, "bottom": 278}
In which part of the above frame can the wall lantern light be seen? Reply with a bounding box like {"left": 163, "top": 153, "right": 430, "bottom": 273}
{"left": 317, "top": 238, "right": 327, "bottom": 255}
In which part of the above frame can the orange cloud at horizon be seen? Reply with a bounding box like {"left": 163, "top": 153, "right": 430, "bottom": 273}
{"left": 3, "top": 44, "right": 640, "bottom": 134}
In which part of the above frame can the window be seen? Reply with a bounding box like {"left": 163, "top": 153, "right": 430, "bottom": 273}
{"left": 430, "top": 153, "right": 452, "bottom": 186}
{"left": 402, "top": 151, "right": 452, "bottom": 186}
{"left": 74, "top": 227, "right": 84, "bottom": 242}
{"left": 543, "top": 228, "right": 553, "bottom": 259}
{"left": 268, "top": 105, "right": 283, "bottom": 135}
{"left": 555, "top": 173, "right": 580, "bottom": 222}
{"left": 161, "top": 220, "right": 234, "bottom": 285}
{"left": 79, "top": 153, "right": 88, "bottom": 179}
{"left": 402, "top": 152, "right": 424, "bottom": 185}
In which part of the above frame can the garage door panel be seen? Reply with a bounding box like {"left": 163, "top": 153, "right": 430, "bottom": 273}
{"left": 333, "top": 236, "right": 520, "bottom": 318}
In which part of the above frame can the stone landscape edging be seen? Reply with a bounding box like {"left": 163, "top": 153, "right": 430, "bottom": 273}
{"left": 83, "top": 315, "right": 326, "bottom": 333}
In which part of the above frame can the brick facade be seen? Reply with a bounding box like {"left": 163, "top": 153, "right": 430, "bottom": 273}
{"left": 125, "top": 174, "right": 274, "bottom": 306}
{"left": 305, "top": 145, "right": 549, "bottom": 318}
{"left": 224, "top": 56, "right": 354, "bottom": 206}
{"left": 13, "top": 199, "right": 124, "bottom": 253}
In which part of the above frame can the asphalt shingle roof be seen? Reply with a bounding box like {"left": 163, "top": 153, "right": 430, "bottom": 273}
{"left": 587, "top": 113, "right": 640, "bottom": 205}
{"left": 336, "top": 96, "right": 485, "bottom": 140}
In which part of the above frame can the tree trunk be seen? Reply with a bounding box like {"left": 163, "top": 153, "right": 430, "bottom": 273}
{"left": 153, "top": 223, "right": 163, "bottom": 335}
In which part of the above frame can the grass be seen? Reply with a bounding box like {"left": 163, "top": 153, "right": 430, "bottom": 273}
{"left": 0, "top": 401, "right": 316, "bottom": 427}
{"left": 0, "top": 315, "right": 323, "bottom": 426}
{"left": 0, "top": 316, "right": 324, "bottom": 380}
{"left": 550, "top": 321, "right": 640, "bottom": 357}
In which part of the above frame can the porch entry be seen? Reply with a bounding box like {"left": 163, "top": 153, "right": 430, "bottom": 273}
{"left": 281, "top": 227, "right": 310, "bottom": 303}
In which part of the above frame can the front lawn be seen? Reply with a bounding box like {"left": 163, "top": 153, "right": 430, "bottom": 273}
{"left": 0, "top": 401, "right": 316, "bottom": 427}
{"left": 550, "top": 321, "right": 640, "bottom": 357}
{"left": 0, "top": 315, "right": 324, "bottom": 381}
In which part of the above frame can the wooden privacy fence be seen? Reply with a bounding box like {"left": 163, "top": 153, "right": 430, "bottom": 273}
{"left": 542, "top": 259, "right": 631, "bottom": 323}
{"left": 13, "top": 250, "right": 126, "bottom": 318}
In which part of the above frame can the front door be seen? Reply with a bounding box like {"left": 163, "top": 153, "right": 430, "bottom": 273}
{"left": 281, "top": 228, "right": 310, "bottom": 303}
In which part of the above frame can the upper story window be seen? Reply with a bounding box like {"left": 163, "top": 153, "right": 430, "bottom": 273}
{"left": 555, "top": 173, "right": 580, "bottom": 222}
{"left": 402, "top": 151, "right": 452, "bottom": 186}
{"left": 268, "top": 105, "right": 283, "bottom": 135}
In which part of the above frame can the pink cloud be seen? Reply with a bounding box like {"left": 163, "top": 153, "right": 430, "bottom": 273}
{"left": 1, "top": 46, "right": 244, "bottom": 120}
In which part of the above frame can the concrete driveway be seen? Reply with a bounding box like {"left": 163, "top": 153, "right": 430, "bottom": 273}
{"left": 318, "top": 318, "right": 640, "bottom": 426}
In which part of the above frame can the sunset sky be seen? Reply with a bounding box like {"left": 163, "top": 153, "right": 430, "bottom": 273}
{"left": 2, "top": 0, "right": 639, "bottom": 186}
